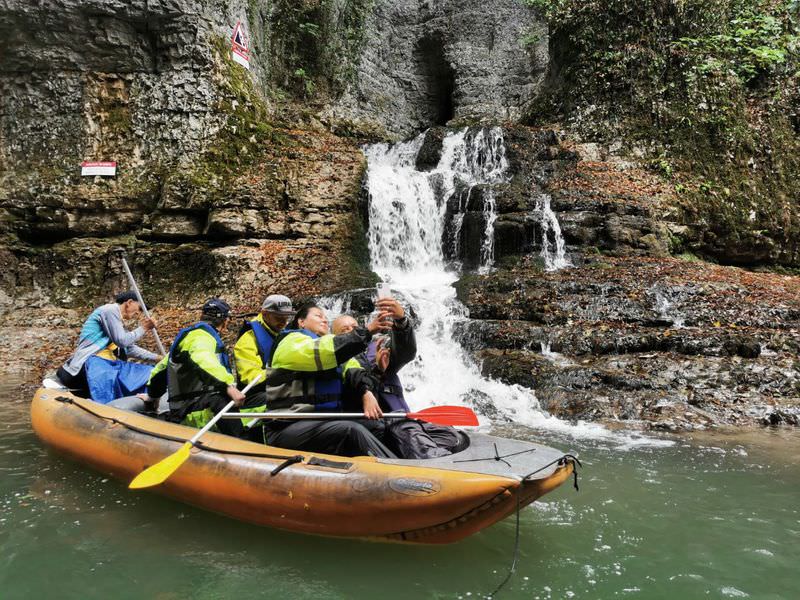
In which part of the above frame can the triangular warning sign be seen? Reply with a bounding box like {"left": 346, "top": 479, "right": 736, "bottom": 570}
{"left": 231, "top": 21, "right": 249, "bottom": 54}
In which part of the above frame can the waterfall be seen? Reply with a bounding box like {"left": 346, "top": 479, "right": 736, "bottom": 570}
{"left": 338, "top": 126, "right": 668, "bottom": 447}
{"left": 348, "top": 126, "right": 670, "bottom": 446}
{"left": 366, "top": 126, "right": 509, "bottom": 275}
{"left": 361, "top": 127, "right": 557, "bottom": 427}
{"left": 538, "top": 193, "right": 571, "bottom": 272}
{"left": 477, "top": 189, "right": 497, "bottom": 275}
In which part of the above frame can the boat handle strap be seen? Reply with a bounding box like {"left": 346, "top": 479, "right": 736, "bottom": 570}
{"left": 270, "top": 455, "right": 304, "bottom": 476}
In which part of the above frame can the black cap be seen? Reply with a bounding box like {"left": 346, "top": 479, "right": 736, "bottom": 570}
{"left": 115, "top": 291, "right": 139, "bottom": 304}
{"left": 202, "top": 297, "right": 231, "bottom": 319}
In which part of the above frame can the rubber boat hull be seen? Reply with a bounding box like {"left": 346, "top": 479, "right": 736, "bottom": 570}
{"left": 31, "top": 388, "right": 576, "bottom": 544}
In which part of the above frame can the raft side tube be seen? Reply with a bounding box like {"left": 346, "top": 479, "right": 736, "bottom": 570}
{"left": 32, "top": 389, "right": 533, "bottom": 541}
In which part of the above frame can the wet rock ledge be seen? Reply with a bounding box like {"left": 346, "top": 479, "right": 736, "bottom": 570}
{"left": 456, "top": 255, "right": 800, "bottom": 431}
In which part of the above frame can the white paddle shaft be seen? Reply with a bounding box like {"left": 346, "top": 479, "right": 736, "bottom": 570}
{"left": 120, "top": 256, "right": 166, "bottom": 355}
{"left": 188, "top": 373, "right": 264, "bottom": 444}
{"left": 230, "top": 412, "right": 410, "bottom": 420}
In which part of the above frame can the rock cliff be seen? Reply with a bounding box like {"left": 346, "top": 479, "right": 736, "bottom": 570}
{"left": 0, "top": 0, "right": 547, "bottom": 310}
{"left": 2, "top": 0, "right": 798, "bottom": 430}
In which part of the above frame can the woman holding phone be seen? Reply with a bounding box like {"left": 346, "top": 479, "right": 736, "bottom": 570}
{"left": 259, "top": 302, "right": 396, "bottom": 457}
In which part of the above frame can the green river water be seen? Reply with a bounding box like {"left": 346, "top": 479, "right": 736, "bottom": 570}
{"left": 1, "top": 380, "right": 798, "bottom": 599}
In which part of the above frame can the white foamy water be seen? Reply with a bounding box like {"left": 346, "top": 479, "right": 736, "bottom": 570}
{"left": 477, "top": 188, "right": 497, "bottom": 275}
{"left": 653, "top": 288, "right": 686, "bottom": 328}
{"left": 359, "top": 128, "right": 670, "bottom": 448}
{"left": 538, "top": 193, "right": 572, "bottom": 271}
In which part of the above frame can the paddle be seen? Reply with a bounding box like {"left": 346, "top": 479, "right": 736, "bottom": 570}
{"left": 224, "top": 405, "right": 479, "bottom": 427}
{"left": 128, "top": 373, "right": 264, "bottom": 490}
{"left": 117, "top": 251, "right": 166, "bottom": 355}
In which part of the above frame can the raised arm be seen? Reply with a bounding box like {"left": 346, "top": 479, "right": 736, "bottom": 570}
{"left": 272, "top": 329, "right": 373, "bottom": 372}
{"left": 100, "top": 305, "right": 147, "bottom": 349}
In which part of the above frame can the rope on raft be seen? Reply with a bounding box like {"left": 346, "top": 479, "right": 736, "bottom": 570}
{"left": 452, "top": 442, "right": 538, "bottom": 468}
{"left": 485, "top": 454, "right": 583, "bottom": 598}
{"left": 524, "top": 454, "right": 582, "bottom": 491}
{"left": 54, "top": 395, "right": 305, "bottom": 462}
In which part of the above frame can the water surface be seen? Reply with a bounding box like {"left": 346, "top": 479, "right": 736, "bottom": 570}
{"left": 2, "top": 381, "right": 797, "bottom": 599}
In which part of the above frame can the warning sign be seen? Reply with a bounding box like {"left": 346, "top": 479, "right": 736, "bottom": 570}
{"left": 81, "top": 161, "right": 117, "bottom": 176}
{"left": 231, "top": 21, "right": 250, "bottom": 69}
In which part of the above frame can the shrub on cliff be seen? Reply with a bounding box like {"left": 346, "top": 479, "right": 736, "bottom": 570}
{"left": 526, "top": 0, "right": 800, "bottom": 268}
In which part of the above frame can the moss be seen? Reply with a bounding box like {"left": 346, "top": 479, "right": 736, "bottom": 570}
{"left": 163, "top": 36, "right": 289, "bottom": 204}
{"left": 343, "top": 213, "right": 379, "bottom": 287}
{"left": 526, "top": 0, "right": 800, "bottom": 268}
{"left": 453, "top": 273, "right": 479, "bottom": 303}
{"left": 676, "top": 251, "right": 704, "bottom": 262}
{"left": 768, "top": 264, "right": 800, "bottom": 276}
{"left": 336, "top": 160, "right": 380, "bottom": 287}
{"left": 257, "top": 0, "right": 375, "bottom": 100}
{"left": 103, "top": 105, "right": 132, "bottom": 134}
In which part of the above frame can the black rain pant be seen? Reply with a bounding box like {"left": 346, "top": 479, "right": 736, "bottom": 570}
{"left": 262, "top": 419, "right": 397, "bottom": 459}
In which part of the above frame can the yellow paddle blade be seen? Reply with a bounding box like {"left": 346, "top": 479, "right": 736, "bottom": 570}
{"left": 129, "top": 441, "right": 193, "bottom": 489}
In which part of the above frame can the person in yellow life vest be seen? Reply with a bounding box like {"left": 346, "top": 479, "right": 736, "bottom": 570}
{"left": 164, "top": 298, "right": 246, "bottom": 437}
{"left": 261, "top": 302, "right": 396, "bottom": 457}
{"left": 333, "top": 299, "right": 467, "bottom": 459}
{"left": 233, "top": 294, "right": 295, "bottom": 427}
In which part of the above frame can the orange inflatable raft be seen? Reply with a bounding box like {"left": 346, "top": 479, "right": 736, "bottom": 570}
{"left": 31, "top": 388, "right": 578, "bottom": 544}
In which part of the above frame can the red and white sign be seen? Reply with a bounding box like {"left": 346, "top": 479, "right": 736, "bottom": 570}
{"left": 81, "top": 161, "right": 117, "bottom": 176}
{"left": 231, "top": 21, "right": 250, "bottom": 69}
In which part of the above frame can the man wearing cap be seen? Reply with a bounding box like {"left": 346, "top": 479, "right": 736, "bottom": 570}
{"left": 332, "top": 297, "right": 416, "bottom": 415}
{"left": 332, "top": 298, "right": 466, "bottom": 459}
{"left": 164, "top": 298, "right": 246, "bottom": 437}
{"left": 233, "top": 294, "right": 295, "bottom": 427}
{"left": 57, "top": 291, "right": 160, "bottom": 398}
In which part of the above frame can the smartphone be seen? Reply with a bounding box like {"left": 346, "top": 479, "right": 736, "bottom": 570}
{"left": 376, "top": 282, "right": 391, "bottom": 299}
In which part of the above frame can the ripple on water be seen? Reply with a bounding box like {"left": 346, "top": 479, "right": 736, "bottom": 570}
{"left": 721, "top": 586, "right": 750, "bottom": 597}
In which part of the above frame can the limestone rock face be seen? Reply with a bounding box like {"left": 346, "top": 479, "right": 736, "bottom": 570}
{"left": 326, "top": 0, "right": 547, "bottom": 137}
{"left": 0, "top": 0, "right": 545, "bottom": 310}
{"left": 0, "top": 0, "right": 363, "bottom": 308}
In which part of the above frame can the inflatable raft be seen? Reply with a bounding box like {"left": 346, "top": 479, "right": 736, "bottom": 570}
{"left": 31, "top": 387, "right": 579, "bottom": 544}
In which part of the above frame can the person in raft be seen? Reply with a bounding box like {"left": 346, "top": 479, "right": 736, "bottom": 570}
{"left": 150, "top": 298, "right": 246, "bottom": 437}
{"left": 261, "top": 302, "right": 397, "bottom": 457}
{"left": 332, "top": 299, "right": 467, "bottom": 459}
{"left": 57, "top": 291, "right": 161, "bottom": 400}
{"left": 232, "top": 293, "right": 296, "bottom": 430}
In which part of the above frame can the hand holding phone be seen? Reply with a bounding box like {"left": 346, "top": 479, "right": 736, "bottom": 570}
{"left": 376, "top": 282, "right": 391, "bottom": 299}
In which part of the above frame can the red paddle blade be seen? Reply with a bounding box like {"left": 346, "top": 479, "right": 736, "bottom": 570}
{"left": 406, "top": 406, "right": 479, "bottom": 426}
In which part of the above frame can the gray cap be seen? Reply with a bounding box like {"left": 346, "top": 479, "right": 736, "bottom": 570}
{"left": 261, "top": 294, "right": 294, "bottom": 315}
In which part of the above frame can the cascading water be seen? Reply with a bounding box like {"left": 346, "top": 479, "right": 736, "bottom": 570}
{"left": 362, "top": 128, "right": 584, "bottom": 433}
{"left": 538, "top": 193, "right": 571, "bottom": 271}
{"left": 356, "top": 127, "right": 668, "bottom": 446}
{"left": 477, "top": 189, "right": 497, "bottom": 274}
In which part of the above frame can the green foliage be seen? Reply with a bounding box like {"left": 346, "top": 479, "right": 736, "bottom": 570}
{"left": 676, "top": 251, "right": 703, "bottom": 262}
{"left": 527, "top": 0, "right": 798, "bottom": 136}
{"left": 519, "top": 26, "right": 543, "bottom": 47}
{"left": 650, "top": 158, "right": 673, "bottom": 179}
{"left": 674, "top": 10, "right": 797, "bottom": 84}
{"left": 525, "top": 0, "right": 800, "bottom": 267}
{"left": 298, "top": 22, "right": 321, "bottom": 38}
{"left": 293, "top": 68, "right": 316, "bottom": 98}
{"left": 258, "top": 0, "right": 375, "bottom": 100}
